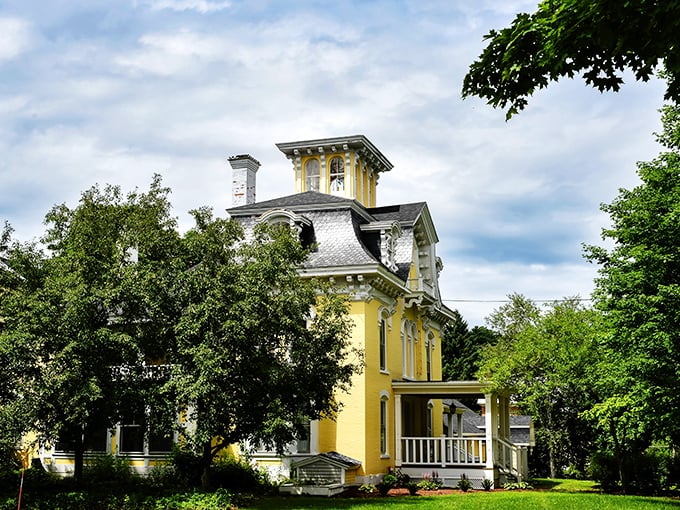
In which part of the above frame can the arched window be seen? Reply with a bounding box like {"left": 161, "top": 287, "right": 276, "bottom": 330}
{"left": 305, "top": 159, "right": 320, "bottom": 192}
{"left": 401, "top": 320, "right": 416, "bottom": 380}
{"left": 380, "top": 390, "right": 390, "bottom": 457}
{"left": 426, "top": 332, "right": 435, "bottom": 382}
{"left": 379, "top": 317, "right": 387, "bottom": 372}
{"left": 256, "top": 209, "right": 315, "bottom": 249}
{"left": 329, "top": 156, "right": 344, "bottom": 193}
{"left": 378, "top": 306, "right": 393, "bottom": 373}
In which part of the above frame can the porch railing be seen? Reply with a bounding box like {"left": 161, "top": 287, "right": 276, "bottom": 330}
{"left": 401, "top": 436, "right": 487, "bottom": 467}
{"left": 498, "top": 438, "right": 528, "bottom": 482}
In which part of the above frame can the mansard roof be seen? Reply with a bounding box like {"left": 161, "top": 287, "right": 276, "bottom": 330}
{"left": 227, "top": 192, "right": 440, "bottom": 295}
{"left": 228, "top": 191, "right": 354, "bottom": 215}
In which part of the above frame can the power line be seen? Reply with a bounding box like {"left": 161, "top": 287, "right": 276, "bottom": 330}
{"left": 443, "top": 298, "right": 593, "bottom": 304}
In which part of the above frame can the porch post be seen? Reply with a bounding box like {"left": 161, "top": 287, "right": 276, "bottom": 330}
{"left": 395, "top": 393, "right": 402, "bottom": 467}
{"left": 455, "top": 409, "right": 464, "bottom": 439}
{"left": 499, "top": 394, "right": 510, "bottom": 442}
{"left": 484, "top": 392, "right": 498, "bottom": 469}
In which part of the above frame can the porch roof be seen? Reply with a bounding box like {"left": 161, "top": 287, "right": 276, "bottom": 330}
{"left": 392, "top": 380, "right": 490, "bottom": 398}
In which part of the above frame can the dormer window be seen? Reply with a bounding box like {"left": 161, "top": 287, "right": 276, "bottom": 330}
{"left": 256, "top": 209, "right": 315, "bottom": 249}
{"left": 379, "top": 222, "right": 402, "bottom": 272}
{"left": 305, "top": 159, "right": 320, "bottom": 192}
{"left": 360, "top": 220, "right": 402, "bottom": 273}
{"left": 329, "top": 157, "right": 344, "bottom": 193}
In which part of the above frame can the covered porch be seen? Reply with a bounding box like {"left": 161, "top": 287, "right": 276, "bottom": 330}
{"left": 392, "top": 381, "right": 528, "bottom": 488}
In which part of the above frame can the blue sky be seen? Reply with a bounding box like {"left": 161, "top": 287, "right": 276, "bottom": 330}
{"left": 0, "top": 0, "right": 668, "bottom": 326}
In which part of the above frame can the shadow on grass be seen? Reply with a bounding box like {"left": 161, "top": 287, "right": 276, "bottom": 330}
{"left": 532, "top": 478, "right": 601, "bottom": 493}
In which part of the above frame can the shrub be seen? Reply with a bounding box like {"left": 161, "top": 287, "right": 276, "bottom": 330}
{"left": 209, "top": 455, "right": 271, "bottom": 493}
{"left": 588, "top": 450, "right": 619, "bottom": 493}
{"left": 358, "top": 483, "right": 376, "bottom": 493}
{"left": 83, "top": 454, "right": 137, "bottom": 486}
{"left": 456, "top": 473, "right": 473, "bottom": 492}
{"left": 481, "top": 478, "right": 494, "bottom": 491}
{"left": 503, "top": 480, "right": 533, "bottom": 490}
{"left": 168, "top": 447, "right": 204, "bottom": 488}
{"left": 16, "top": 464, "right": 63, "bottom": 493}
{"left": 587, "top": 448, "right": 680, "bottom": 495}
{"left": 416, "top": 479, "right": 440, "bottom": 491}
{"left": 392, "top": 467, "right": 410, "bottom": 487}
{"left": 153, "top": 488, "right": 237, "bottom": 510}
{"left": 563, "top": 463, "right": 585, "bottom": 480}
{"left": 377, "top": 473, "right": 397, "bottom": 496}
{"left": 358, "top": 483, "right": 376, "bottom": 494}
{"left": 417, "top": 470, "right": 442, "bottom": 491}
{"left": 406, "top": 481, "right": 419, "bottom": 495}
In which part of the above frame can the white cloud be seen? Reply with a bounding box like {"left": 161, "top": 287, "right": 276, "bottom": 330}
{"left": 0, "top": 17, "right": 34, "bottom": 60}
{"left": 0, "top": 1, "right": 669, "bottom": 329}
{"left": 144, "top": 0, "right": 231, "bottom": 14}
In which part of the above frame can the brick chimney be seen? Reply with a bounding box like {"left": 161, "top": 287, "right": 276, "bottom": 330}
{"left": 228, "top": 154, "right": 260, "bottom": 206}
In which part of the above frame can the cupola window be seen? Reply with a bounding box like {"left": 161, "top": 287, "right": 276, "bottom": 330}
{"left": 329, "top": 156, "right": 344, "bottom": 193}
{"left": 305, "top": 159, "right": 320, "bottom": 192}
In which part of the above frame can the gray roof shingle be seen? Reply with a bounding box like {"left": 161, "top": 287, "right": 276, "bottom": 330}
{"left": 227, "top": 192, "right": 430, "bottom": 283}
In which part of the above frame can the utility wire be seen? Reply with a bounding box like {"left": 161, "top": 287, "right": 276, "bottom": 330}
{"left": 443, "top": 298, "right": 593, "bottom": 303}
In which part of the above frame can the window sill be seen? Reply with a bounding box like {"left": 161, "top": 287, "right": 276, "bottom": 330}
{"left": 380, "top": 370, "right": 390, "bottom": 375}
{"left": 380, "top": 454, "right": 390, "bottom": 459}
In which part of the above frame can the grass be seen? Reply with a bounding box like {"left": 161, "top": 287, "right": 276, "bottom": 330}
{"left": 533, "top": 477, "right": 601, "bottom": 492}
{"left": 245, "top": 480, "right": 680, "bottom": 510}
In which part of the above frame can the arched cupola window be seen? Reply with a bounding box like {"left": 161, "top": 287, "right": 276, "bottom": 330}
{"left": 329, "top": 156, "right": 345, "bottom": 194}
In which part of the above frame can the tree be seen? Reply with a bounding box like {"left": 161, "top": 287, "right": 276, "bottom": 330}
{"left": 478, "top": 295, "right": 603, "bottom": 477}
{"left": 8, "top": 177, "right": 182, "bottom": 482}
{"left": 165, "top": 209, "right": 360, "bottom": 487}
{"left": 462, "top": 1, "right": 680, "bottom": 118}
{"left": 441, "top": 310, "right": 497, "bottom": 381}
{"left": 584, "top": 101, "right": 680, "bottom": 452}
{"left": 485, "top": 292, "right": 541, "bottom": 339}
{"left": 0, "top": 223, "right": 43, "bottom": 469}
{"left": 2, "top": 179, "right": 360, "bottom": 486}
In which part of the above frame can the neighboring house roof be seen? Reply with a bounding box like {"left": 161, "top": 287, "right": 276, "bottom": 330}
{"left": 444, "top": 399, "right": 534, "bottom": 447}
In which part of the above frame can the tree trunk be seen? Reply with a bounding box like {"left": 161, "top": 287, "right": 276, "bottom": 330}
{"left": 549, "top": 433, "right": 558, "bottom": 478}
{"left": 549, "top": 451, "right": 557, "bottom": 479}
{"left": 610, "top": 420, "right": 627, "bottom": 494}
{"left": 200, "top": 440, "right": 212, "bottom": 490}
{"left": 73, "top": 435, "right": 85, "bottom": 485}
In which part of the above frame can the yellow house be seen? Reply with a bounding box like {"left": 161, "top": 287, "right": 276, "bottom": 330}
{"left": 227, "top": 135, "right": 528, "bottom": 488}
{"left": 39, "top": 135, "right": 527, "bottom": 488}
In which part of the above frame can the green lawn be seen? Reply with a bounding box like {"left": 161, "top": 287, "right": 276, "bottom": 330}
{"left": 246, "top": 481, "right": 680, "bottom": 510}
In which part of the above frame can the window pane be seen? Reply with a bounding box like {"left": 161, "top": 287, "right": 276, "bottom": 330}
{"left": 148, "top": 430, "right": 173, "bottom": 453}
{"left": 380, "top": 400, "right": 387, "bottom": 454}
{"left": 379, "top": 319, "right": 387, "bottom": 371}
{"left": 305, "top": 160, "right": 320, "bottom": 192}
{"left": 296, "top": 421, "right": 311, "bottom": 453}
{"left": 119, "top": 425, "right": 144, "bottom": 453}
{"left": 86, "top": 426, "right": 108, "bottom": 452}
{"left": 329, "top": 157, "right": 344, "bottom": 192}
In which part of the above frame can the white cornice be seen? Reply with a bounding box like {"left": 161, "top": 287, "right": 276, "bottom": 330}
{"left": 276, "top": 135, "right": 393, "bottom": 175}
